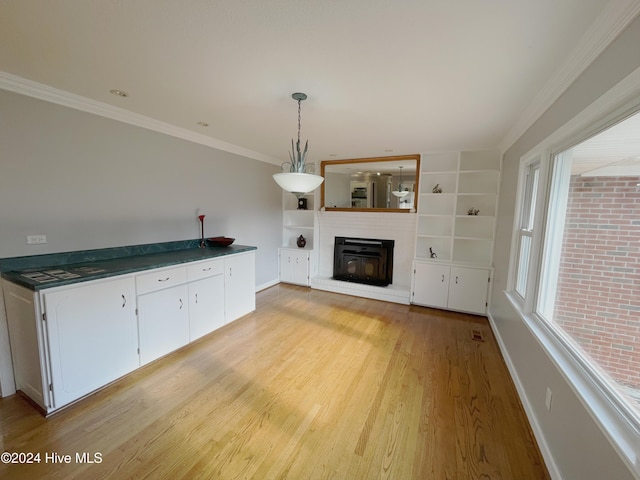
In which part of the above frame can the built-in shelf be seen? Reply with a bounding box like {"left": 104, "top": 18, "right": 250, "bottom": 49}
{"left": 280, "top": 191, "right": 318, "bottom": 285}
{"left": 415, "top": 151, "right": 500, "bottom": 267}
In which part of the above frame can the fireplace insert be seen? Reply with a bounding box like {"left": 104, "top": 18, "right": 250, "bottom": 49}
{"left": 333, "top": 237, "right": 394, "bottom": 286}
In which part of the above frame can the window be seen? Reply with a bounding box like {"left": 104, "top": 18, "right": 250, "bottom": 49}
{"left": 514, "top": 162, "right": 540, "bottom": 299}
{"left": 538, "top": 145, "right": 640, "bottom": 424}
{"left": 508, "top": 104, "right": 640, "bottom": 473}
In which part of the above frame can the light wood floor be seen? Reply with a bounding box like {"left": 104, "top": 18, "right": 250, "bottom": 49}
{"left": 0, "top": 284, "right": 549, "bottom": 479}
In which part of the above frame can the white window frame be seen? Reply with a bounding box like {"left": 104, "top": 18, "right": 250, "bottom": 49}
{"left": 505, "top": 66, "right": 640, "bottom": 478}
{"left": 512, "top": 159, "right": 541, "bottom": 302}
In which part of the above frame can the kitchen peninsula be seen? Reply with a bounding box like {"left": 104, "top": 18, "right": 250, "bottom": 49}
{"left": 1, "top": 239, "right": 256, "bottom": 415}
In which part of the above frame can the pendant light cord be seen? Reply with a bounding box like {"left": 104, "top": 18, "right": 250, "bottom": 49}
{"left": 297, "top": 98, "right": 302, "bottom": 146}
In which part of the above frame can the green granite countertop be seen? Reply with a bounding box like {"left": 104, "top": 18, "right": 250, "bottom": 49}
{"left": 0, "top": 240, "right": 256, "bottom": 291}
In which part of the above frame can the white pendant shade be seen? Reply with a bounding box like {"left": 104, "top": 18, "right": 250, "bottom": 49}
{"left": 273, "top": 172, "right": 324, "bottom": 196}
{"left": 391, "top": 190, "right": 409, "bottom": 198}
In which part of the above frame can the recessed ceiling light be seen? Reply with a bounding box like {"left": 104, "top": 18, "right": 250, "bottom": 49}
{"left": 197, "top": 121, "right": 209, "bottom": 127}
{"left": 329, "top": 154, "right": 337, "bottom": 157}
{"left": 384, "top": 149, "right": 393, "bottom": 152}
{"left": 109, "top": 89, "right": 128, "bottom": 97}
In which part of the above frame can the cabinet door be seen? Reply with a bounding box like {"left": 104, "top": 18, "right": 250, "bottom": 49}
{"left": 137, "top": 284, "right": 189, "bottom": 365}
{"left": 412, "top": 263, "right": 450, "bottom": 309}
{"left": 43, "top": 277, "right": 139, "bottom": 409}
{"left": 188, "top": 274, "right": 225, "bottom": 341}
{"left": 280, "top": 249, "right": 310, "bottom": 286}
{"left": 224, "top": 252, "right": 256, "bottom": 323}
{"left": 448, "top": 266, "right": 489, "bottom": 315}
{"left": 293, "top": 251, "right": 310, "bottom": 285}
{"left": 279, "top": 250, "right": 295, "bottom": 283}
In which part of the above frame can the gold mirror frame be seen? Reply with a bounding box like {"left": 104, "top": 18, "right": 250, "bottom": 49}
{"left": 320, "top": 154, "right": 420, "bottom": 212}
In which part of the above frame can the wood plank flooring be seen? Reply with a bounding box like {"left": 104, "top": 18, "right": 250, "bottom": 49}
{"left": 0, "top": 284, "right": 550, "bottom": 479}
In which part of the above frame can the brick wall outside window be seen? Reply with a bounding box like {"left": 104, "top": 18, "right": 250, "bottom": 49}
{"left": 554, "top": 176, "right": 640, "bottom": 393}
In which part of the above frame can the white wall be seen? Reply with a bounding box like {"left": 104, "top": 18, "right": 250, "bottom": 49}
{"left": 490, "top": 14, "right": 640, "bottom": 480}
{"left": 0, "top": 89, "right": 283, "bottom": 396}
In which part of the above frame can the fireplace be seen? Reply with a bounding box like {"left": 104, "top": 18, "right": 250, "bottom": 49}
{"left": 333, "top": 237, "right": 394, "bottom": 286}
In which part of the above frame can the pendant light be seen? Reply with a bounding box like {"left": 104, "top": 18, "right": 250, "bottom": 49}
{"left": 273, "top": 92, "right": 324, "bottom": 198}
{"left": 391, "top": 166, "right": 409, "bottom": 198}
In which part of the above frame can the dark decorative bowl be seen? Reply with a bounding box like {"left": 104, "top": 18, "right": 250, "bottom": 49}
{"left": 208, "top": 236, "right": 235, "bottom": 247}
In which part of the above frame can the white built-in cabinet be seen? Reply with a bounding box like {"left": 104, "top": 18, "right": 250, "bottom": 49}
{"left": 2, "top": 250, "right": 255, "bottom": 414}
{"left": 412, "top": 151, "right": 499, "bottom": 315}
{"left": 188, "top": 258, "right": 225, "bottom": 342}
{"left": 279, "top": 248, "right": 310, "bottom": 286}
{"left": 280, "top": 191, "right": 316, "bottom": 286}
{"left": 412, "top": 263, "right": 491, "bottom": 315}
{"left": 224, "top": 252, "right": 256, "bottom": 320}
{"left": 137, "top": 285, "right": 189, "bottom": 365}
{"left": 412, "top": 263, "right": 450, "bottom": 309}
{"left": 136, "top": 265, "right": 190, "bottom": 365}
{"left": 42, "top": 277, "right": 140, "bottom": 408}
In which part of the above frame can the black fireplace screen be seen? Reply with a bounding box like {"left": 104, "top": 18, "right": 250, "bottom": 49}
{"left": 333, "top": 237, "right": 394, "bottom": 286}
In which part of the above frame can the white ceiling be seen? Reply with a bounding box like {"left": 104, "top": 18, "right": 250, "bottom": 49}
{"left": 1, "top": 1, "right": 638, "bottom": 167}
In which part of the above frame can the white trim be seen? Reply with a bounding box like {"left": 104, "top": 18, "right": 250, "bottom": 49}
{"left": 487, "top": 310, "right": 563, "bottom": 480}
{"left": 0, "top": 71, "right": 281, "bottom": 166}
{"left": 256, "top": 279, "right": 280, "bottom": 292}
{"left": 499, "top": 0, "right": 640, "bottom": 153}
{"left": 519, "top": 66, "right": 640, "bottom": 162}
{"left": 537, "top": 152, "right": 572, "bottom": 321}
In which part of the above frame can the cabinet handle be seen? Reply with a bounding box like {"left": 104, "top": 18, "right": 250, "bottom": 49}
{"left": 158, "top": 277, "right": 170, "bottom": 282}
{"left": 229, "top": 267, "right": 232, "bottom": 277}
{"left": 202, "top": 267, "right": 212, "bottom": 272}
{"left": 121, "top": 294, "right": 126, "bottom": 308}
{"left": 195, "top": 293, "right": 198, "bottom": 304}
{"left": 441, "top": 274, "right": 445, "bottom": 282}
{"left": 179, "top": 298, "right": 183, "bottom": 310}
{"left": 455, "top": 276, "right": 459, "bottom": 284}
{"left": 296, "top": 257, "right": 299, "bottom": 264}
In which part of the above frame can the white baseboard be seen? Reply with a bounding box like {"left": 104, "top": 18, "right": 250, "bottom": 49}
{"left": 486, "top": 312, "right": 563, "bottom": 480}
{"left": 256, "top": 278, "right": 279, "bottom": 292}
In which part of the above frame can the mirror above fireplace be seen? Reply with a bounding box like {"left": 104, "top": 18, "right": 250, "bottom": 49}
{"left": 320, "top": 154, "right": 420, "bottom": 212}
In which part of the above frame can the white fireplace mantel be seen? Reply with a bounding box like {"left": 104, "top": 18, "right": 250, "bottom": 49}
{"left": 311, "top": 210, "right": 417, "bottom": 304}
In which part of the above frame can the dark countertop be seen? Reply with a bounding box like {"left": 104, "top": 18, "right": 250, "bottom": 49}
{"left": 0, "top": 241, "right": 256, "bottom": 291}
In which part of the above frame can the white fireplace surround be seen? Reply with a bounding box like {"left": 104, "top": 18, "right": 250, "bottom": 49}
{"left": 311, "top": 211, "right": 416, "bottom": 304}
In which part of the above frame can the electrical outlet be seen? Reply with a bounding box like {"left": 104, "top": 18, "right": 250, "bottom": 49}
{"left": 545, "top": 387, "right": 553, "bottom": 411}
{"left": 26, "top": 235, "right": 47, "bottom": 245}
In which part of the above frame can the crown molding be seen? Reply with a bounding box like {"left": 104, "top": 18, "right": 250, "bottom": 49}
{"left": 498, "top": 0, "right": 640, "bottom": 153}
{"left": 0, "top": 71, "right": 281, "bottom": 166}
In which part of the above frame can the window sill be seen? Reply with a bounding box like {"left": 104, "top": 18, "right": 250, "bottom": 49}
{"left": 504, "top": 290, "right": 640, "bottom": 479}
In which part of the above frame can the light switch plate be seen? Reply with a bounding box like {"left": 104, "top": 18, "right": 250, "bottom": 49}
{"left": 27, "top": 235, "right": 47, "bottom": 244}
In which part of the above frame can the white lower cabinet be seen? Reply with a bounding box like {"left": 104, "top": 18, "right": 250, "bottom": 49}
{"left": 137, "top": 283, "right": 189, "bottom": 366}
{"left": 2, "top": 249, "right": 256, "bottom": 414}
{"left": 224, "top": 251, "right": 256, "bottom": 322}
{"left": 447, "top": 266, "right": 491, "bottom": 315}
{"left": 188, "top": 274, "right": 225, "bottom": 341}
{"left": 42, "top": 276, "right": 139, "bottom": 409}
{"left": 412, "top": 262, "right": 490, "bottom": 315}
{"left": 279, "top": 248, "right": 310, "bottom": 286}
{"left": 412, "top": 263, "right": 450, "bottom": 309}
